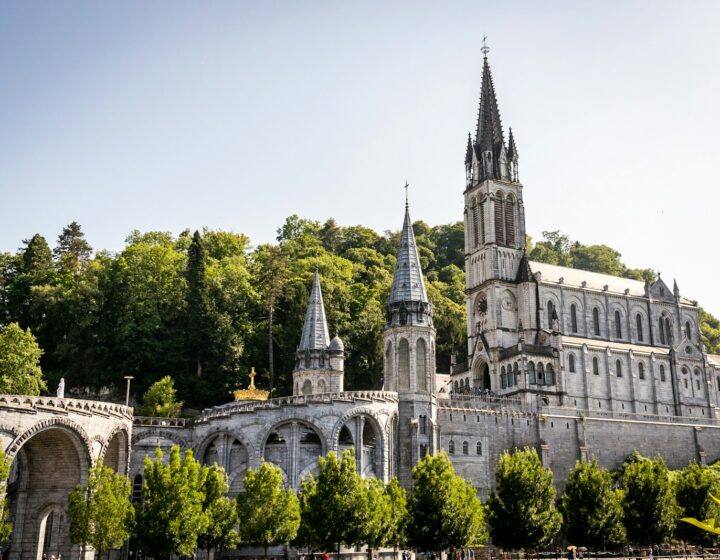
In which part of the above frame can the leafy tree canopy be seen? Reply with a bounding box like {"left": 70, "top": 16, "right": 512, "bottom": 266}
{"left": 137, "top": 375, "right": 183, "bottom": 417}
{"left": 0, "top": 322, "right": 46, "bottom": 395}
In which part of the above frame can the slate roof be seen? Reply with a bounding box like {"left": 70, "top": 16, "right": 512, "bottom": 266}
{"left": 389, "top": 204, "right": 428, "bottom": 305}
{"left": 298, "top": 269, "right": 330, "bottom": 351}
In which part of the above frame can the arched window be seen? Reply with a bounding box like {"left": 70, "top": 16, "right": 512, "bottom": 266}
{"left": 665, "top": 317, "right": 672, "bottom": 342}
{"left": 569, "top": 353, "right": 576, "bottom": 373}
{"left": 494, "top": 194, "right": 505, "bottom": 245}
{"left": 476, "top": 442, "right": 482, "bottom": 455}
{"left": 471, "top": 200, "right": 480, "bottom": 248}
{"left": 615, "top": 310, "right": 622, "bottom": 338}
{"left": 479, "top": 198, "right": 486, "bottom": 245}
{"left": 528, "top": 362, "right": 536, "bottom": 384}
{"left": 501, "top": 366, "right": 507, "bottom": 389}
{"left": 659, "top": 317, "right": 666, "bottom": 344}
{"left": 537, "top": 363, "right": 545, "bottom": 385}
{"left": 570, "top": 304, "right": 578, "bottom": 333}
{"left": 593, "top": 308, "right": 601, "bottom": 336}
{"left": 686, "top": 321, "right": 692, "bottom": 340}
{"left": 416, "top": 338, "right": 428, "bottom": 392}
{"left": 513, "top": 363, "right": 520, "bottom": 386}
{"left": 132, "top": 474, "right": 143, "bottom": 504}
{"left": 505, "top": 195, "right": 516, "bottom": 246}
{"left": 449, "top": 440, "right": 455, "bottom": 455}
{"left": 547, "top": 301, "right": 555, "bottom": 330}
{"left": 593, "top": 357, "right": 599, "bottom": 375}
{"left": 616, "top": 359, "right": 622, "bottom": 378}
{"left": 398, "top": 339, "right": 410, "bottom": 390}
{"left": 639, "top": 362, "right": 645, "bottom": 380}
{"left": 660, "top": 365, "right": 666, "bottom": 382}
{"left": 453, "top": 381, "right": 458, "bottom": 392}
{"left": 462, "top": 441, "right": 469, "bottom": 455}
{"left": 546, "top": 364, "right": 555, "bottom": 385}
{"left": 636, "top": 314, "right": 644, "bottom": 342}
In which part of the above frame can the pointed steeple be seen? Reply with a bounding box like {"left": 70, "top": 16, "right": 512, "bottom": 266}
{"left": 507, "top": 127, "right": 518, "bottom": 161}
{"left": 465, "top": 133, "right": 473, "bottom": 166}
{"left": 515, "top": 251, "right": 533, "bottom": 283}
{"left": 673, "top": 279, "right": 681, "bottom": 299}
{"left": 389, "top": 204, "right": 428, "bottom": 305}
{"left": 475, "top": 54, "right": 505, "bottom": 152}
{"left": 298, "top": 269, "right": 330, "bottom": 351}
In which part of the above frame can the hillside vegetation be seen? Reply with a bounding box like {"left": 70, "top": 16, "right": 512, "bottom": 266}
{"left": 0, "top": 219, "right": 717, "bottom": 408}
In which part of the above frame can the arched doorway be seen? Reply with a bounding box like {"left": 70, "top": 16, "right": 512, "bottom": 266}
{"left": 336, "top": 415, "right": 382, "bottom": 479}
{"left": 200, "top": 434, "right": 250, "bottom": 496}
{"left": 102, "top": 429, "right": 129, "bottom": 474}
{"left": 6, "top": 425, "right": 90, "bottom": 560}
{"left": 473, "top": 360, "right": 491, "bottom": 392}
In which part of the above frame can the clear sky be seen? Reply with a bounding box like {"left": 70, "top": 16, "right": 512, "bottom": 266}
{"left": 1, "top": 1, "right": 719, "bottom": 316}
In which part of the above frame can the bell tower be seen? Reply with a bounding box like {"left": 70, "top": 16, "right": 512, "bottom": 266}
{"left": 464, "top": 44, "right": 529, "bottom": 364}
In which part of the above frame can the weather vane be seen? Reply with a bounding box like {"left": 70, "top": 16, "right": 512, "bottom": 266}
{"left": 481, "top": 35, "right": 490, "bottom": 57}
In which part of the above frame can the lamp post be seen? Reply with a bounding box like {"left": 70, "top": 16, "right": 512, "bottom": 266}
{"left": 124, "top": 376, "right": 134, "bottom": 407}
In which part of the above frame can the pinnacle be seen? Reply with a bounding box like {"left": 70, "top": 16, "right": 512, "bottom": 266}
{"left": 298, "top": 269, "right": 330, "bottom": 351}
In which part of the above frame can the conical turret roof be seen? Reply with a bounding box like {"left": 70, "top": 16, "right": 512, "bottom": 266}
{"left": 298, "top": 269, "right": 330, "bottom": 351}
{"left": 389, "top": 204, "right": 428, "bottom": 305}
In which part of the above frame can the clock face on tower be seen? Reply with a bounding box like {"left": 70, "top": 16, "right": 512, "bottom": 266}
{"left": 476, "top": 293, "right": 488, "bottom": 316}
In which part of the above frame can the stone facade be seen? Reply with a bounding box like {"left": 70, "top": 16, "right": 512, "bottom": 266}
{"left": 0, "top": 395, "right": 132, "bottom": 560}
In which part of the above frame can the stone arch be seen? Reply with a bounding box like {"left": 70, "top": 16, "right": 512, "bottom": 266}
{"left": 397, "top": 338, "right": 410, "bottom": 391}
{"left": 131, "top": 428, "right": 187, "bottom": 447}
{"left": 260, "top": 418, "right": 326, "bottom": 489}
{"left": 384, "top": 340, "right": 394, "bottom": 391}
{"left": 100, "top": 426, "right": 130, "bottom": 475}
{"left": 330, "top": 408, "right": 387, "bottom": 479}
{"left": 197, "top": 431, "right": 252, "bottom": 495}
{"left": 416, "top": 338, "right": 428, "bottom": 392}
{"left": 317, "top": 378, "right": 327, "bottom": 393}
{"left": 302, "top": 379, "right": 313, "bottom": 395}
{"left": 7, "top": 422, "right": 92, "bottom": 559}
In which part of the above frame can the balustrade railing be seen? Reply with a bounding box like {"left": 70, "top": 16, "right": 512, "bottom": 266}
{"left": 0, "top": 394, "right": 133, "bottom": 419}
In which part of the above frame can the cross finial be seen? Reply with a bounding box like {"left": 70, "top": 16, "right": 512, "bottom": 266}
{"left": 481, "top": 35, "right": 490, "bottom": 57}
{"left": 403, "top": 181, "right": 409, "bottom": 208}
{"left": 249, "top": 367, "right": 256, "bottom": 390}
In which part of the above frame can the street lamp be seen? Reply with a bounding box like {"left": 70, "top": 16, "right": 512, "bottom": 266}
{"left": 124, "top": 376, "right": 134, "bottom": 407}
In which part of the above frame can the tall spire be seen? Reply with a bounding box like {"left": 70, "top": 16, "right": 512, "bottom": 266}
{"left": 389, "top": 203, "right": 428, "bottom": 305}
{"left": 298, "top": 269, "right": 330, "bottom": 351}
{"left": 475, "top": 52, "right": 505, "bottom": 154}
{"left": 507, "top": 127, "right": 518, "bottom": 161}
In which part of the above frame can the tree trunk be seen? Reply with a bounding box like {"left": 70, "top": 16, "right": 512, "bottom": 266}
{"left": 338, "top": 542, "right": 342, "bottom": 560}
{"left": 268, "top": 305, "right": 274, "bottom": 395}
{"left": 265, "top": 543, "right": 269, "bottom": 559}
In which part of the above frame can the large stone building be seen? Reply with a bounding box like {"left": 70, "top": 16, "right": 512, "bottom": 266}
{"left": 3, "top": 48, "right": 720, "bottom": 558}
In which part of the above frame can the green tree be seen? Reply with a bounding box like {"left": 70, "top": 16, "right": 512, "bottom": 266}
{"left": 54, "top": 221, "right": 93, "bottom": 276}
{"left": 137, "top": 376, "right": 182, "bottom": 417}
{"left": 559, "top": 459, "right": 626, "bottom": 548}
{"left": 135, "top": 446, "right": 210, "bottom": 559}
{"left": 383, "top": 477, "right": 408, "bottom": 554}
{"left": 675, "top": 463, "right": 720, "bottom": 545}
{"left": 295, "top": 474, "right": 320, "bottom": 551}
{"left": 407, "top": 453, "right": 487, "bottom": 552}
{"left": 67, "top": 460, "right": 135, "bottom": 557}
{"left": 0, "top": 448, "right": 12, "bottom": 545}
{"left": 700, "top": 309, "right": 720, "bottom": 354}
{"left": 0, "top": 322, "right": 46, "bottom": 395}
{"left": 621, "top": 456, "right": 678, "bottom": 545}
{"left": 297, "top": 450, "right": 366, "bottom": 558}
{"left": 198, "top": 464, "right": 240, "bottom": 555}
{"left": 237, "top": 462, "right": 300, "bottom": 557}
{"left": 487, "top": 447, "right": 562, "bottom": 549}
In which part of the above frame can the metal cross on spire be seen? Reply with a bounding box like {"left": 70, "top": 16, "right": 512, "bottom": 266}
{"left": 403, "top": 181, "right": 409, "bottom": 208}
{"left": 481, "top": 35, "right": 490, "bottom": 57}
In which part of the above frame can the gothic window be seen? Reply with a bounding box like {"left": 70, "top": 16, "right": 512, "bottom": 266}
{"left": 449, "top": 440, "right": 455, "bottom": 455}
{"left": 420, "top": 415, "right": 427, "bottom": 435}
{"left": 684, "top": 379, "right": 688, "bottom": 389}
{"left": 570, "top": 304, "right": 578, "bottom": 333}
{"left": 398, "top": 339, "right": 410, "bottom": 391}
{"left": 476, "top": 442, "right": 482, "bottom": 455}
{"left": 416, "top": 338, "right": 428, "bottom": 392}
{"left": 453, "top": 381, "right": 458, "bottom": 392}
{"left": 501, "top": 366, "right": 507, "bottom": 389}
{"left": 513, "top": 362, "right": 520, "bottom": 386}
{"left": 636, "top": 313, "right": 644, "bottom": 342}
{"left": 537, "top": 363, "right": 545, "bottom": 385}
{"left": 616, "top": 360, "right": 622, "bottom": 378}
{"left": 546, "top": 364, "right": 555, "bottom": 385}
{"left": 528, "top": 362, "right": 536, "bottom": 384}
{"left": 593, "top": 308, "right": 601, "bottom": 336}
{"left": 593, "top": 357, "right": 599, "bottom": 375}
{"left": 481, "top": 199, "right": 488, "bottom": 244}
{"left": 659, "top": 317, "right": 666, "bottom": 344}
{"left": 568, "top": 353, "right": 576, "bottom": 373}
{"left": 420, "top": 444, "right": 428, "bottom": 458}
{"left": 696, "top": 379, "right": 701, "bottom": 390}
{"left": 639, "top": 362, "right": 645, "bottom": 380}
{"left": 505, "top": 194, "right": 516, "bottom": 246}
{"left": 686, "top": 321, "right": 692, "bottom": 340}
{"left": 665, "top": 317, "right": 672, "bottom": 342}
{"left": 615, "top": 311, "right": 622, "bottom": 339}
{"left": 660, "top": 365, "right": 666, "bottom": 382}
{"left": 471, "top": 201, "right": 480, "bottom": 248}
{"left": 463, "top": 441, "right": 469, "bottom": 455}
{"left": 132, "top": 474, "right": 143, "bottom": 504}
{"left": 494, "top": 195, "right": 505, "bottom": 245}
{"left": 547, "top": 300, "right": 555, "bottom": 330}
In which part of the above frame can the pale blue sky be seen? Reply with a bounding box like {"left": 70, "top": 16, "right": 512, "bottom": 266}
{"left": 1, "top": 2, "right": 719, "bottom": 315}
